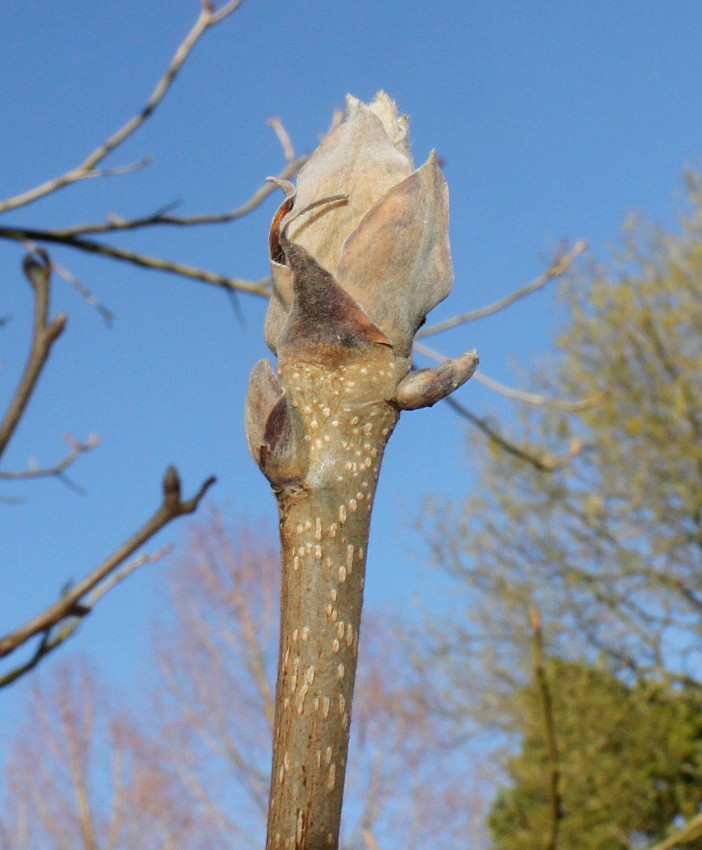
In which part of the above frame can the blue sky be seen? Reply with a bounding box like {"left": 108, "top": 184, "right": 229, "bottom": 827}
{"left": 2, "top": 0, "right": 702, "bottom": 766}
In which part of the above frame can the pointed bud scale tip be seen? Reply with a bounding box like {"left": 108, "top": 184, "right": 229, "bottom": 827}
{"left": 395, "top": 349, "right": 479, "bottom": 410}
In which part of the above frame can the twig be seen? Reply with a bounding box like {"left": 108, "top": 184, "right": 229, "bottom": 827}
{"left": 469, "top": 371, "right": 607, "bottom": 411}
{"left": 0, "top": 546, "right": 171, "bottom": 688}
{"left": 0, "top": 251, "right": 66, "bottom": 460}
{"left": 0, "top": 228, "right": 270, "bottom": 295}
{"left": 414, "top": 341, "right": 606, "bottom": 411}
{"left": 0, "top": 466, "right": 216, "bottom": 659}
{"left": 417, "top": 240, "right": 587, "bottom": 338}
{"left": 50, "top": 158, "right": 308, "bottom": 237}
{"left": 443, "top": 395, "right": 582, "bottom": 471}
{"left": 51, "top": 260, "right": 115, "bottom": 326}
{"left": 647, "top": 811, "right": 702, "bottom": 850}
{"left": 530, "top": 609, "right": 562, "bottom": 850}
{"left": 362, "top": 829, "right": 382, "bottom": 850}
{"left": 0, "top": 2, "right": 244, "bottom": 215}
{"left": 267, "top": 118, "right": 296, "bottom": 163}
{"left": 0, "top": 434, "right": 99, "bottom": 481}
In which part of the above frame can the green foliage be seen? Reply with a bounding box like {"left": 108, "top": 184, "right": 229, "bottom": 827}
{"left": 421, "top": 173, "right": 702, "bottom": 843}
{"left": 488, "top": 660, "right": 702, "bottom": 850}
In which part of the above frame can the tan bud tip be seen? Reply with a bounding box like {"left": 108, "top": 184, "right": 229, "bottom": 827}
{"left": 395, "top": 349, "right": 478, "bottom": 410}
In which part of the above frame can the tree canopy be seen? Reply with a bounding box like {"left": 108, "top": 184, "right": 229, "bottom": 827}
{"left": 489, "top": 659, "right": 702, "bottom": 850}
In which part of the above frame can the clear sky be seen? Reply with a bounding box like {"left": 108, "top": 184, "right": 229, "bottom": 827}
{"left": 2, "top": 0, "right": 702, "bottom": 769}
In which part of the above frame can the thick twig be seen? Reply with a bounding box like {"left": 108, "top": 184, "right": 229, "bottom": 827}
{"left": 530, "top": 609, "right": 562, "bottom": 850}
{"left": 362, "top": 829, "right": 382, "bottom": 850}
{"left": 0, "top": 467, "right": 215, "bottom": 659}
{"left": 0, "top": 2, "right": 244, "bottom": 216}
{"left": 417, "top": 240, "right": 587, "bottom": 338}
{"left": 0, "top": 251, "right": 66, "bottom": 460}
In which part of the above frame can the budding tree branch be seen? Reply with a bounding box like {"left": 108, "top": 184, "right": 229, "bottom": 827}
{"left": 0, "top": 466, "right": 215, "bottom": 664}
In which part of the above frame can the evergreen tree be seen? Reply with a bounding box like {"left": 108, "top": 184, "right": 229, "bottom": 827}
{"left": 489, "top": 660, "right": 702, "bottom": 850}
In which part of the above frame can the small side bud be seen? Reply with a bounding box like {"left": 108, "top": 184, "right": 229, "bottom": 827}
{"left": 49, "top": 313, "right": 67, "bottom": 340}
{"left": 395, "top": 349, "right": 478, "bottom": 410}
{"left": 245, "top": 359, "right": 308, "bottom": 487}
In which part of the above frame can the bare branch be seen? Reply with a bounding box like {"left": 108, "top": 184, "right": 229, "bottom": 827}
{"left": 267, "top": 118, "right": 296, "bottom": 163}
{"left": 0, "top": 467, "right": 215, "bottom": 660}
{"left": 0, "top": 547, "right": 170, "bottom": 688}
{"left": 0, "top": 227, "right": 270, "bottom": 295}
{"left": 51, "top": 260, "right": 115, "bottom": 326}
{"left": 0, "top": 4, "right": 244, "bottom": 215}
{"left": 0, "top": 434, "right": 99, "bottom": 482}
{"left": 52, "top": 158, "right": 308, "bottom": 237}
{"left": 470, "top": 370, "right": 607, "bottom": 411}
{"left": 417, "top": 239, "right": 587, "bottom": 338}
{"left": 414, "top": 341, "right": 606, "bottom": 411}
{"left": 443, "top": 394, "right": 582, "bottom": 471}
{"left": 0, "top": 251, "right": 66, "bottom": 460}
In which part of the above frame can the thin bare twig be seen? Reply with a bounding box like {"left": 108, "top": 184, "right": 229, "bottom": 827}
{"left": 0, "top": 251, "right": 66, "bottom": 460}
{"left": 417, "top": 240, "right": 587, "bottom": 338}
{"left": 0, "top": 434, "right": 99, "bottom": 482}
{"left": 469, "top": 370, "right": 607, "bottom": 411}
{"left": 443, "top": 394, "right": 582, "bottom": 471}
{"left": 51, "top": 260, "right": 115, "bottom": 326}
{"left": 414, "top": 341, "right": 606, "bottom": 411}
{"left": 0, "top": 3, "right": 244, "bottom": 215}
{"left": 530, "top": 608, "right": 562, "bottom": 850}
{"left": 0, "top": 228, "right": 271, "bottom": 295}
{"left": 49, "top": 158, "right": 308, "bottom": 237}
{"left": 267, "top": 118, "right": 296, "bottom": 163}
{"left": 0, "top": 546, "right": 171, "bottom": 688}
{"left": 0, "top": 466, "right": 216, "bottom": 660}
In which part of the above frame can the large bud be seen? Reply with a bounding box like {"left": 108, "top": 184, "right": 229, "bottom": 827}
{"left": 264, "top": 91, "right": 454, "bottom": 380}
{"left": 246, "top": 93, "right": 477, "bottom": 489}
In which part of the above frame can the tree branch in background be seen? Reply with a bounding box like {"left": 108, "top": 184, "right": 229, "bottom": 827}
{"left": 530, "top": 609, "right": 562, "bottom": 850}
{"left": 443, "top": 393, "right": 582, "bottom": 471}
{"left": 0, "top": 250, "right": 65, "bottom": 460}
{"left": 416, "top": 239, "right": 587, "bottom": 339}
{"left": 0, "top": 1, "right": 245, "bottom": 216}
{"left": 414, "top": 341, "right": 605, "bottom": 412}
{"left": 0, "top": 2, "right": 312, "bottom": 299}
{"left": 0, "top": 546, "right": 169, "bottom": 689}
{"left": 50, "top": 158, "right": 308, "bottom": 238}
{"left": 0, "top": 433, "right": 99, "bottom": 484}
{"left": 0, "top": 226, "right": 273, "bottom": 295}
{"left": 0, "top": 466, "right": 216, "bottom": 666}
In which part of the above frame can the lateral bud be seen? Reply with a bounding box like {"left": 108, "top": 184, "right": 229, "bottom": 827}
{"left": 394, "top": 349, "right": 479, "bottom": 410}
{"left": 244, "top": 359, "right": 308, "bottom": 487}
